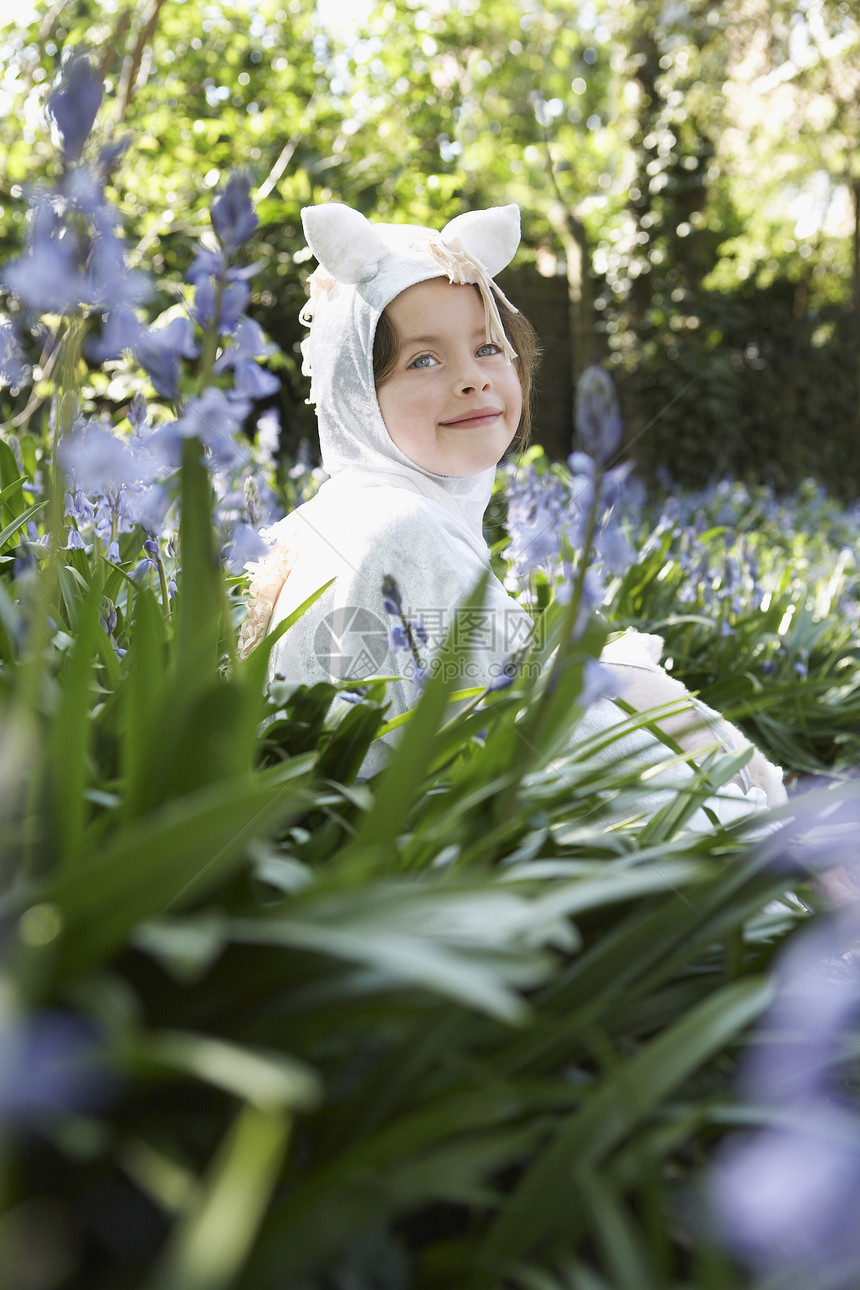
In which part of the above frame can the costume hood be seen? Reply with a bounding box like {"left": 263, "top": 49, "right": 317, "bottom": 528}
{"left": 298, "top": 201, "right": 522, "bottom": 531}
{"left": 239, "top": 202, "right": 526, "bottom": 665}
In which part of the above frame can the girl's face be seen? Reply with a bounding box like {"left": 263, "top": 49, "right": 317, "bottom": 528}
{"left": 376, "top": 278, "right": 522, "bottom": 477}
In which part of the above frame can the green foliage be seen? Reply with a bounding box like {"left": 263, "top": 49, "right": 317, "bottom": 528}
{"left": 2, "top": 7, "right": 860, "bottom": 1288}
{"left": 3, "top": 0, "right": 859, "bottom": 486}
{"left": 0, "top": 409, "right": 831, "bottom": 1286}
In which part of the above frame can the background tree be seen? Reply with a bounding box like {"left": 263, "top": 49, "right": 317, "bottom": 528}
{"left": 2, "top": 0, "right": 859, "bottom": 491}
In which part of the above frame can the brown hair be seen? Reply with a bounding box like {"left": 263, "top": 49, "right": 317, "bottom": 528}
{"left": 373, "top": 283, "right": 541, "bottom": 451}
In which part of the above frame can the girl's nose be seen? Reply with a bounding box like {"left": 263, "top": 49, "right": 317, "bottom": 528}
{"left": 456, "top": 357, "right": 490, "bottom": 395}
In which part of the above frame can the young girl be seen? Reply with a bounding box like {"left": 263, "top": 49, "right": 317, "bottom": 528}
{"left": 241, "top": 201, "right": 785, "bottom": 820}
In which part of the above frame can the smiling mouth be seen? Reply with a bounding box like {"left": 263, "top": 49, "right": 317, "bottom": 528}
{"left": 439, "top": 407, "right": 503, "bottom": 428}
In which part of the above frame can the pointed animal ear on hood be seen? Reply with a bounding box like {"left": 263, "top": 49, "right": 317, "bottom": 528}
{"left": 440, "top": 204, "right": 520, "bottom": 277}
{"left": 301, "top": 203, "right": 388, "bottom": 284}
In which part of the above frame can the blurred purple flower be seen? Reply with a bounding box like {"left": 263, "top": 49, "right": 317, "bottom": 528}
{"left": 135, "top": 316, "right": 199, "bottom": 399}
{"left": 712, "top": 1113, "right": 860, "bottom": 1285}
{"left": 88, "top": 305, "right": 143, "bottom": 362}
{"left": 758, "top": 784, "right": 860, "bottom": 879}
{"left": 224, "top": 522, "right": 268, "bottom": 574}
{"left": 505, "top": 463, "right": 577, "bottom": 583}
{"left": 126, "top": 483, "right": 170, "bottom": 534}
{"left": 488, "top": 655, "right": 518, "bottom": 692}
{"left": 95, "top": 135, "right": 131, "bottom": 180}
{"left": 710, "top": 788, "right": 860, "bottom": 1288}
{"left": 211, "top": 172, "right": 258, "bottom": 253}
{"left": 128, "top": 391, "right": 148, "bottom": 433}
{"left": 575, "top": 365, "right": 623, "bottom": 463}
{"left": 86, "top": 218, "right": 150, "bottom": 310}
{"left": 0, "top": 1010, "right": 114, "bottom": 1122}
{"left": 579, "top": 658, "right": 616, "bottom": 708}
{"left": 3, "top": 213, "right": 87, "bottom": 314}
{"left": 172, "top": 386, "right": 249, "bottom": 469}
{"left": 233, "top": 359, "right": 280, "bottom": 400}
{"left": 0, "top": 317, "right": 29, "bottom": 387}
{"left": 47, "top": 50, "right": 103, "bottom": 162}
{"left": 193, "top": 278, "right": 251, "bottom": 334}
{"left": 389, "top": 623, "right": 410, "bottom": 651}
{"left": 214, "top": 316, "right": 277, "bottom": 370}
{"left": 596, "top": 526, "right": 634, "bottom": 575}
{"left": 186, "top": 246, "right": 226, "bottom": 286}
{"left": 59, "top": 423, "right": 140, "bottom": 493}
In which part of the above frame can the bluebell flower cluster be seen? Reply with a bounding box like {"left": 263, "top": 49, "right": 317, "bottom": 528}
{"left": 502, "top": 366, "right": 635, "bottom": 624}
{"left": 644, "top": 474, "right": 860, "bottom": 669}
{"left": 0, "top": 47, "right": 287, "bottom": 619}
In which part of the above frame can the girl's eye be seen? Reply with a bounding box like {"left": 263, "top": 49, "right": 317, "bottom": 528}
{"left": 408, "top": 353, "right": 438, "bottom": 370}
{"left": 476, "top": 343, "right": 502, "bottom": 358}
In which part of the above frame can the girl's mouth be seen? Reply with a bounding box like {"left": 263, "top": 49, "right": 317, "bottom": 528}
{"left": 439, "top": 407, "right": 503, "bottom": 428}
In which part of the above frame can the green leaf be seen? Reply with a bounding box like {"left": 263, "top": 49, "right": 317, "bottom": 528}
{"left": 144, "top": 1104, "right": 291, "bottom": 1290}
{"left": 351, "top": 570, "right": 490, "bottom": 854}
{"left": 0, "top": 500, "right": 46, "bottom": 550}
{"left": 44, "top": 576, "right": 103, "bottom": 872}
{"left": 26, "top": 765, "right": 310, "bottom": 980}
{"left": 480, "top": 975, "right": 774, "bottom": 1266}
{"left": 134, "top": 1028, "right": 320, "bottom": 1112}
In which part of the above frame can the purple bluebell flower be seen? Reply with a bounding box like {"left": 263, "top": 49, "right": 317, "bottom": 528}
{"left": 186, "top": 246, "right": 226, "bottom": 286}
{"left": 134, "top": 315, "right": 199, "bottom": 399}
{"left": 488, "top": 656, "right": 517, "bottom": 692}
{"left": 575, "top": 365, "right": 624, "bottom": 463}
{"left": 172, "top": 386, "right": 248, "bottom": 469}
{"left": 233, "top": 359, "right": 280, "bottom": 400}
{"left": 63, "top": 527, "right": 86, "bottom": 551}
{"left": 47, "top": 50, "right": 103, "bottom": 163}
{"left": 710, "top": 788, "right": 860, "bottom": 1287}
{"left": 128, "top": 391, "right": 148, "bottom": 434}
{"left": 88, "top": 305, "right": 143, "bottom": 362}
{"left": 2, "top": 209, "right": 87, "bottom": 314}
{"left": 133, "top": 554, "right": 158, "bottom": 581}
{"left": 59, "top": 423, "right": 140, "bottom": 493}
{"left": 193, "top": 278, "right": 251, "bottom": 334}
{"left": 595, "top": 526, "right": 633, "bottom": 575}
{"left": 126, "top": 483, "right": 170, "bottom": 534}
{"left": 505, "top": 462, "right": 578, "bottom": 585}
{"left": 213, "top": 316, "right": 277, "bottom": 370}
{"left": 211, "top": 172, "right": 258, "bottom": 253}
{"left": 85, "top": 218, "right": 150, "bottom": 311}
{"left": 712, "top": 1114, "right": 860, "bottom": 1284}
{"left": 0, "top": 1009, "right": 113, "bottom": 1121}
{"left": 579, "top": 657, "right": 616, "bottom": 708}
{"left": 224, "top": 522, "right": 268, "bottom": 574}
{"left": 95, "top": 135, "right": 131, "bottom": 180}
{"left": 0, "top": 317, "right": 29, "bottom": 387}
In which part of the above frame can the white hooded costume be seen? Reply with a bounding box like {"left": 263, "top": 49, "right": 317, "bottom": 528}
{"left": 241, "top": 201, "right": 785, "bottom": 824}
